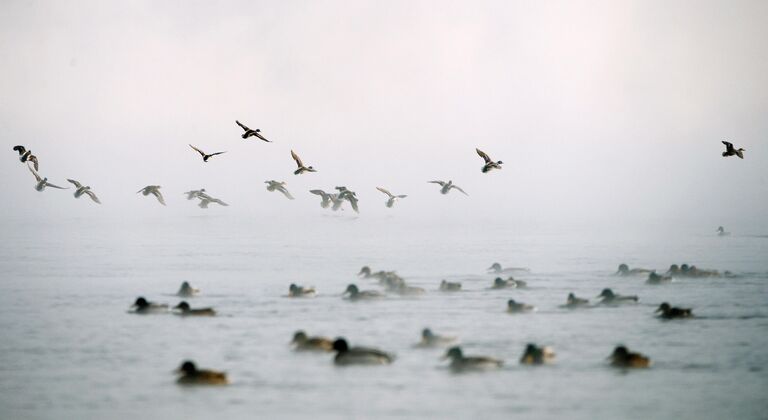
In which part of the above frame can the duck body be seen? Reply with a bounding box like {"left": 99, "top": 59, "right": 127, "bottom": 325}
{"left": 416, "top": 328, "right": 456, "bottom": 348}
{"left": 440, "top": 280, "right": 462, "bottom": 291}
{"left": 173, "top": 301, "right": 215, "bottom": 316}
{"left": 288, "top": 283, "right": 316, "bottom": 297}
{"left": 292, "top": 331, "right": 333, "bottom": 352}
{"left": 177, "top": 281, "right": 199, "bottom": 297}
{"left": 616, "top": 264, "right": 653, "bottom": 276}
{"left": 520, "top": 343, "right": 555, "bottom": 365}
{"left": 131, "top": 297, "right": 168, "bottom": 314}
{"left": 646, "top": 272, "right": 672, "bottom": 285}
{"left": 443, "top": 347, "right": 503, "bottom": 371}
{"left": 507, "top": 299, "right": 535, "bottom": 313}
{"left": 563, "top": 293, "right": 590, "bottom": 308}
{"left": 598, "top": 288, "right": 638, "bottom": 305}
{"left": 656, "top": 302, "right": 693, "bottom": 319}
{"left": 176, "top": 361, "right": 228, "bottom": 385}
{"left": 333, "top": 338, "right": 393, "bottom": 365}
{"left": 491, "top": 277, "right": 516, "bottom": 289}
{"left": 721, "top": 140, "right": 745, "bottom": 159}
{"left": 609, "top": 346, "right": 651, "bottom": 368}
{"left": 344, "top": 284, "right": 384, "bottom": 301}
{"left": 476, "top": 148, "right": 503, "bottom": 173}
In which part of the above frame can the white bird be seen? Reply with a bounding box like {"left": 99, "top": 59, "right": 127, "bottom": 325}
{"left": 309, "top": 189, "right": 332, "bottom": 209}
{"left": 183, "top": 189, "right": 206, "bottom": 200}
{"left": 265, "top": 180, "right": 294, "bottom": 200}
{"left": 137, "top": 185, "right": 166, "bottom": 206}
{"left": 28, "top": 164, "right": 67, "bottom": 192}
{"left": 235, "top": 120, "right": 271, "bottom": 142}
{"left": 67, "top": 179, "right": 101, "bottom": 204}
{"left": 291, "top": 150, "right": 316, "bottom": 175}
{"left": 196, "top": 192, "right": 228, "bottom": 208}
{"left": 428, "top": 180, "right": 468, "bottom": 196}
{"left": 376, "top": 187, "right": 407, "bottom": 208}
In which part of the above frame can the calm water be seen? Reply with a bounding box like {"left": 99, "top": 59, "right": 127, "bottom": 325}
{"left": 0, "top": 214, "right": 766, "bottom": 420}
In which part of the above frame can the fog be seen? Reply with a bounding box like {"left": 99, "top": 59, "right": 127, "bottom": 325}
{"left": 1, "top": 0, "right": 766, "bottom": 232}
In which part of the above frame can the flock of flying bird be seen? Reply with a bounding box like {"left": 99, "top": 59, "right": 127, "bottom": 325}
{"left": 11, "top": 128, "right": 746, "bottom": 385}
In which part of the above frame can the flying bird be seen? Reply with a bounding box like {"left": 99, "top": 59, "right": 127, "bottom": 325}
{"left": 235, "top": 120, "right": 271, "bottom": 142}
{"left": 476, "top": 148, "right": 503, "bottom": 172}
{"left": 309, "top": 189, "right": 332, "bottom": 208}
{"left": 196, "top": 192, "right": 228, "bottom": 208}
{"left": 67, "top": 179, "right": 101, "bottom": 204}
{"left": 721, "top": 141, "right": 745, "bottom": 159}
{"left": 28, "top": 164, "right": 67, "bottom": 192}
{"left": 137, "top": 185, "right": 166, "bottom": 206}
{"left": 13, "top": 146, "right": 39, "bottom": 171}
{"left": 189, "top": 144, "right": 226, "bottom": 162}
{"left": 376, "top": 187, "right": 407, "bottom": 208}
{"left": 291, "top": 150, "right": 316, "bottom": 175}
{"left": 265, "top": 180, "right": 294, "bottom": 200}
{"left": 429, "top": 180, "right": 468, "bottom": 196}
{"left": 183, "top": 188, "right": 206, "bottom": 200}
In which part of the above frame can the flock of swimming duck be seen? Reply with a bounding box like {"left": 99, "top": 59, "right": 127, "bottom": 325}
{"left": 12, "top": 132, "right": 744, "bottom": 385}
{"left": 124, "top": 258, "right": 728, "bottom": 384}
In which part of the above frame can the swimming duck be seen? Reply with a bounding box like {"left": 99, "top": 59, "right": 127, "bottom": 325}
{"left": 439, "top": 280, "right": 462, "bottom": 291}
{"left": 609, "top": 346, "right": 650, "bottom": 368}
{"left": 13, "top": 145, "right": 39, "bottom": 170}
{"left": 646, "top": 272, "right": 672, "bottom": 285}
{"left": 332, "top": 338, "right": 394, "bottom": 365}
{"left": 428, "top": 180, "right": 468, "bottom": 196}
{"left": 519, "top": 343, "right": 555, "bottom": 365}
{"left": 597, "top": 288, "right": 638, "bottom": 304}
{"left": 507, "top": 299, "right": 535, "bottom": 313}
{"left": 616, "top": 264, "right": 652, "bottom": 276}
{"left": 291, "top": 150, "right": 316, "bottom": 175}
{"left": 136, "top": 185, "right": 166, "bottom": 206}
{"left": 357, "top": 266, "right": 394, "bottom": 281}
{"left": 291, "top": 331, "right": 333, "bottom": 352}
{"left": 173, "top": 301, "right": 216, "bottom": 316}
{"left": 476, "top": 148, "right": 503, "bottom": 173}
{"left": 716, "top": 226, "right": 730, "bottom": 236}
{"left": 183, "top": 188, "right": 205, "bottom": 200}
{"left": 655, "top": 302, "right": 693, "bottom": 319}
{"left": 487, "top": 262, "right": 529, "bottom": 274}
{"left": 265, "top": 180, "right": 294, "bottom": 200}
{"left": 563, "top": 292, "right": 590, "bottom": 308}
{"left": 343, "top": 284, "right": 384, "bottom": 301}
{"left": 442, "top": 346, "right": 503, "bottom": 371}
{"left": 130, "top": 297, "right": 168, "bottom": 314}
{"left": 189, "top": 144, "right": 226, "bottom": 162}
{"left": 27, "top": 164, "right": 67, "bottom": 192}
{"left": 175, "top": 360, "right": 228, "bottom": 385}
{"left": 67, "top": 179, "right": 101, "bottom": 204}
{"left": 491, "top": 277, "right": 516, "bottom": 289}
{"left": 721, "top": 140, "right": 745, "bottom": 159}
{"left": 416, "top": 328, "right": 457, "bottom": 348}
{"left": 235, "top": 120, "right": 271, "bottom": 142}
{"left": 288, "top": 283, "right": 316, "bottom": 297}
{"left": 376, "top": 187, "right": 407, "bottom": 208}
{"left": 177, "top": 281, "right": 199, "bottom": 297}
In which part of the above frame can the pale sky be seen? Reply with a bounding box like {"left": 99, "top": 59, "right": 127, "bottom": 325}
{"left": 1, "top": 0, "right": 766, "bottom": 230}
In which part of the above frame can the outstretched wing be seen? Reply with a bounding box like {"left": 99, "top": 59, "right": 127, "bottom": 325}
{"left": 235, "top": 120, "right": 250, "bottom": 132}
{"left": 85, "top": 190, "right": 101, "bottom": 204}
{"left": 476, "top": 148, "right": 491, "bottom": 163}
{"left": 152, "top": 189, "right": 166, "bottom": 205}
{"left": 309, "top": 189, "right": 328, "bottom": 199}
{"left": 254, "top": 132, "right": 271, "bottom": 142}
{"left": 451, "top": 185, "right": 469, "bottom": 196}
{"left": 28, "top": 164, "right": 42, "bottom": 182}
{"left": 45, "top": 181, "right": 67, "bottom": 189}
{"left": 428, "top": 180, "right": 447, "bottom": 187}
{"left": 189, "top": 144, "right": 206, "bottom": 157}
{"left": 278, "top": 187, "right": 294, "bottom": 200}
{"left": 376, "top": 187, "right": 394, "bottom": 198}
{"left": 291, "top": 150, "right": 304, "bottom": 167}
{"left": 136, "top": 187, "right": 147, "bottom": 194}
{"left": 67, "top": 179, "right": 83, "bottom": 188}
{"left": 13, "top": 145, "right": 27, "bottom": 155}
{"left": 28, "top": 155, "right": 39, "bottom": 171}
{"left": 396, "top": 195, "right": 407, "bottom": 199}
{"left": 208, "top": 151, "right": 226, "bottom": 157}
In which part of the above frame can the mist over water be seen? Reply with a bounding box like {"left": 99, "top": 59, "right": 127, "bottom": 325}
{"left": 1, "top": 1, "right": 767, "bottom": 419}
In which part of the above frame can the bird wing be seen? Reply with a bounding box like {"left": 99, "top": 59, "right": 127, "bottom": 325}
{"left": 28, "top": 155, "right": 39, "bottom": 171}
{"left": 67, "top": 179, "right": 83, "bottom": 188}
{"left": 278, "top": 187, "right": 294, "bottom": 200}
{"left": 309, "top": 189, "right": 328, "bottom": 199}
{"left": 27, "top": 164, "right": 42, "bottom": 182}
{"left": 348, "top": 197, "right": 359, "bottom": 212}
{"left": 85, "top": 190, "right": 101, "bottom": 204}
{"left": 208, "top": 151, "right": 226, "bottom": 157}
{"left": 13, "top": 145, "right": 27, "bottom": 155}
{"left": 396, "top": 195, "right": 407, "bottom": 198}
{"left": 136, "top": 187, "right": 147, "bottom": 194}
{"left": 235, "top": 120, "right": 250, "bottom": 132}
{"left": 189, "top": 144, "right": 206, "bottom": 157}
{"left": 213, "top": 199, "right": 229, "bottom": 206}
{"left": 291, "top": 150, "right": 303, "bottom": 167}
{"left": 428, "top": 180, "right": 447, "bottom": 187}
{"left": 255, "top": 132, "right": 271, "bottom": 142}
{"left": 376, "top": 187, "right": 394, "bottom": 198}
{"left": 45, "top": 181, "right": 67, "bottom": 189}
{"left": 476, "top": 148, "right": 492, "bottom": 163}
{"left": 152, "top": 189, "right": 166, "bottom": 205}
{"left": 722, "top": 140, "right": 733, "bottom": 149}
{"left": 451, "top": 185, "right": 469, "bottom": 196}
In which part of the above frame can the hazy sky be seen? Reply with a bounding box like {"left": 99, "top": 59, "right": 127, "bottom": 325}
{"left": 1, "top": 0, "right": 766, "bottom": 230}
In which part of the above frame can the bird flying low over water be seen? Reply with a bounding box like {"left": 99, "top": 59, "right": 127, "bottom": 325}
{"left": 721, "top": 141, "right": 745, "bottom": 159}
{"left": 137, "top": 185, "right": 166, "bottom": 206}
{"left": 189, "top": 144, "right": 226, "bottom": 162}
{"left": 429, "top": 180, "right": 468, "bottom": 195}
{"left": 28, "top": 164, "right": 67, "bottom": 192}
{"left": 183, "top": 188, "right": 206, "bottom": 200}
{"left": 476, "top": 148, "right": 503, "bottom": 173}
{"left": 265, "top": 180, "right": 294, "bottom": 200}
{"left": 335, "top": 187, "right": 359, "bottom": 213}
{"left": 196, "top": 192, "right": 228, "bottom": 208}
{"left": 309, "top": 189, "right": 333, "bottom": 209}
{"left": 376, "top": 187, "right": 407, "bottom": 208}
{"left": 235, "top": 120, "right": 271, "bottom": 142}
{"left": 13, "top": 145, "right": 39, "bottom": 170}
{"left": 291, "top": 150, "right": 316, "bottom": 175}
{"left": 67, "top": 179, "right": 101, "bottom": 204}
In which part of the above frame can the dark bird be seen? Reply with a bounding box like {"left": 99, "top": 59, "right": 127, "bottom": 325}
{"left": 13, "top": 145, "right": 39, "bottom": 170}
{"left": 265, "top": 180, "right": 294, "bottom": 200}
{"left": 507, "top": 299, "right": 535, "bottom": 313}
{"left": 27, "top": 165, "right": 67, "bottom": 192}
{"left": 173, "top": 301, "right": 216, "bottom": 316}
{"left": 291, "top": 331, "right": 333, "bottom": 352}
{"left": 609, "top": 346, "right": 650, "bottom": 368}
{"left": 189, "top": 144, "right": 226, "bottom": 162}
{"left": 428, "top": 180, "right": 468, "bottom": 196}
{"left": 175, "top": 360, "right": 228, "bottom": 385}
{"left": 655, "top": 302, "right": 693, "bottom": 319}
{"left": 343, "top": 284, "right": 384, "bottom": 301}
{"left": 563, "top": 292, "right": 590, "bottom": 308}
{"left": 235, "top": 120, "right": 271, "bottom": 142}
{"left": 177, "top": 281, "right": 199, "bottom": 297}
{"left": 519, "top": 343, "right": 555, "bottom": 365}
{"left": 130, "top": 297, "right": 168, "bottom": 314}
{"left": 721, "top": 140, "right": 745, "bottom": 159}
{"left": 288, "top": 283, "right": 316, "bottom": 297}
{"left": 717, "top": 226, "right": 730, "bottom": 236}
{"left": 597, "top": 288, "right": 638, "bottom": 304}
{"left": 442, "top": 346, "right": 503, "bottom": 371}
{"left": 332, "top": 338, "right": 394, "bottom": 365}
{"left": 137, "top": 185, "right": 166, "bottom": 206}
{"left": 376, "top": 187, "right": 407, "bottom": 208}
{"left": 645, "top": 272, "right": 672, "bottom": 285}
{"left": 291, "top": 150, "right": 316, "bottom": 175}
{"left": 67, "top": 179, "right": 101, "bottom": 204}
{"left": 476, "top": 148, "right": 503, "bottom": 173}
